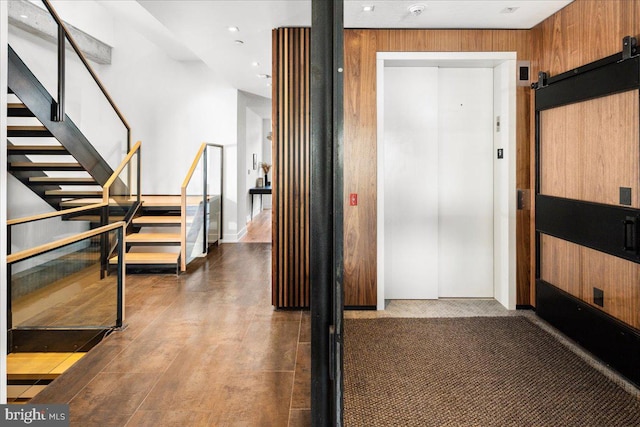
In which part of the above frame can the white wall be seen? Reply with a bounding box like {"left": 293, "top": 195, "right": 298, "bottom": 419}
{"left": 261, "top": 118, "right": 272, "bottom": 209}
{"left": 94, "top": 19, "right": 238, "bottom": 195}
{"left": 43, "top": 0, "right": 116, "bottom": 47}
{"left": 245, "top": 107, "right": 262, "bottom": 221}
{"left": 493, "top": 60, "right": 517, "bottom": 309}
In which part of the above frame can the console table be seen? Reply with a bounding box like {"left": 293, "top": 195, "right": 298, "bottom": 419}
{"left": 249, "top": 186, "right": 272, "bottom": 219}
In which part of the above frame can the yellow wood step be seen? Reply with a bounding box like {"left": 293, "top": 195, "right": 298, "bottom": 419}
{"left": 45, "top": 190, "right": 103, "bottom": 197}
{"left": 126, "top": 233, "right": 181, "bottom": 243}
{"left": 133, "top": 216, "right": 182, "bottom": 226}
{"left": 7, "top": 352, "right": 85, "bottom": 381}
{"left": 7, "top": 385, "right": 47, "bottom": 400}
{"left": 109, "top": 252, "right": 180, "bottom": 265}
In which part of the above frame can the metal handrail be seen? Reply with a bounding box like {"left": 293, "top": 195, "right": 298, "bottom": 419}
{"left": 40, "top": 0, "right": 131, "bottom": 150}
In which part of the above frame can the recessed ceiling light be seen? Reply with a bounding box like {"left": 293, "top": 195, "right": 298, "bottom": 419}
{"left": 362, "top": 5, "right": 374, "bottom": 12}
{"left": 501, "top": 7, "right": 519, "bottom": 14}
{"left": 227, "top": 26, "right": 240, "bottom": 32}
{"left": 20, "top": 14, "right": 28, "bottom": 19}
{"left": 251, "top": 61, "right": 260, "bottom": 67}
{"left": 234, "top": 40, "right": 244, "bottom": 45}
{"left": 408, "top": 4, "right": 426, "bottom": 16}
{"left": 257, "top": 74, "right": 271, "bottom": 79}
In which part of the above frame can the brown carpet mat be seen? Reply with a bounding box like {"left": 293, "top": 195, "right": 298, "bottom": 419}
{"left": 344, "top": 317, "right": 640, "bottom": 427}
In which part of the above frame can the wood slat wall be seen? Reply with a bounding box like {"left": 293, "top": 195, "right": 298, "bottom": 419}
{"left": 343, "top": 29, "right": 533, "bottom": 306}
{"left": 272, "top": 28, "right": 310, "bottom": 308}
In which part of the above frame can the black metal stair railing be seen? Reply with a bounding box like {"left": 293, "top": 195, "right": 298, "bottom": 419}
{"left": 7, "top": 0, "right": 140, "bottom": 214}
{"left": 40, "top": 0, "right": 131, "bottom": 151}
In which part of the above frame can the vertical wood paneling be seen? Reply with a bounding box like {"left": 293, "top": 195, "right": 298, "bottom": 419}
{"left": 343, "top": 29, "right": 532, "bottom": 306}
{"left": 516, "top": 86, "right": 531, "bottom": 305}
{"left": 272, "top": 28, "right": 310, "bottom": 308}
{"left": 343, "top": 30, "right": 384, "bottom": 306}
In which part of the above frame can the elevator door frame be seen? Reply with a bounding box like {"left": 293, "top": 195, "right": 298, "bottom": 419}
{"left": 376, "top": 51, "right": 517, "bottom": 310}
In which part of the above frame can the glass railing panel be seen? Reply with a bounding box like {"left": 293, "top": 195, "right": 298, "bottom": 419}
{"left": 8, "top": 1, "right": 129, "bottom": 177}
{"left": 183, "top": 154, "right": 207, "bottom": 267}
{"left": 105, "top": 144, "right": 140, "bottom": 223}
{"left": 9, "top": 227, "right": 122, "bottom": 329}
{"left": 8, "top": 206, "right": 103, "bottom": 255}
{"left": 63, "top": 31, "right": 128, "bottom": 171}
{"left": 207, "top": 146, "right": 223, "bottom": 246}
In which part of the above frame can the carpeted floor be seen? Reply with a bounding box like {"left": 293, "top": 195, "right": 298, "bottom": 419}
{"left": 344, "top": 317, "right": 640, "bottom": 427}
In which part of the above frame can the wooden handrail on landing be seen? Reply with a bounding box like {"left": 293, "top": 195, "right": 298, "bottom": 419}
{"left": 180, "top": 143, "right": 207, "bottom": 272}
{"left": 103, "top": 140, "right": 141, "bottom": 204}
{"left": 7, "top": 221, "right": 125, "bottom": 264}
{"left": 7, "top": 203, "right": 107, "bottom": 227}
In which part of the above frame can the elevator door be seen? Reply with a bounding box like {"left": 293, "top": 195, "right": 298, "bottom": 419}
{"left": 384, "top": 66, "right": 494, "bottom": 299}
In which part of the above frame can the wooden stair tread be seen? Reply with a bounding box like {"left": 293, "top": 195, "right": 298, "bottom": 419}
{"left": 7, "top": 125, "right": 48, "bottom": 131}
{"left": 10, "top": 162, "right": 82, "bottom": 169}
{"left": 30, "top": 177, "right": 96, "bottom": 185}
{"left": 8, "top": 385, "right": 47, "bottom": 400}
{"left": 66, "top": 215, "right": 124, "bottom": 222}
{"left": 45, "top": 190, "right": 103, "bottom": 197}
{"left": 126, "top": 233, "right": 181, "bottom": 243}
{"left": 60, "top": 197, "right": 130, "bottom": 207}
{"left": 133, "top": 216, "right": 182, "bottom": 225}
{"left": 109, "top": 252, "right": 180, "bottom": 264}
{"left": 7, "top": 352, "right": 85, "bottom": 380}
{"left": 8, "top": 145, "right": 67, "bottom": 154}
{"left": 7, "top": 102, "right": 27, "bottom": 109}
{"left": 7, "top": 385, "right": 47, "bottom": 400}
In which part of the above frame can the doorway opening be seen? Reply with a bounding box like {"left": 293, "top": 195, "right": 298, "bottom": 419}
{"left": 376, "top": 52, "right": 517, "bottom": 310}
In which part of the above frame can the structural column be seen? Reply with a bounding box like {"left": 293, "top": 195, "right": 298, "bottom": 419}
{"left": 310, "top": 0, "right": 344, "bottom": 425}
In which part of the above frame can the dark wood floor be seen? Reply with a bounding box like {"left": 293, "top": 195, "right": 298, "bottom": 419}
{"left": 31, "top": 243, "right": 310, "bottom": 426}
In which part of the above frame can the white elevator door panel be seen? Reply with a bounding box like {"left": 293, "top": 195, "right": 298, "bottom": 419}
{"left": 384, "top": 67, "right": 439, "bottom": 299}
{"left": 437, "top": 68, "right": 494, "bottom": 298}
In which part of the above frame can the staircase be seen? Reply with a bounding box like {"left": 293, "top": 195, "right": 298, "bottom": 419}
{"left": 7, "top": 46, "right": 114, "bottom": 211}
{"left": 112, "top": 197, "right": 183, "bottom": 274}
{"left": 7, "top": 352, "right": 85, "bottom": 403}
{"left": 7, "top": 44, "right": 185, "bottom": 273}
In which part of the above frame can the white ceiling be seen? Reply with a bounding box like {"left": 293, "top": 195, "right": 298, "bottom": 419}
{"left": 102, "top": 0, "right": 573, "bottom": 104}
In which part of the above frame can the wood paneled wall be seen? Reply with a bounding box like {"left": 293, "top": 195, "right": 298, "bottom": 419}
{"left": 343, "top": 29, "right": 533, "bottom": 306}
{"left": 540, "top": 90, "right": 640, "bottom": 207}
{"left": 272, "top": 28, "right": 310, "bottom": 308}
{"left": 530, "top": 0, "right": 640, "bottom": 304}
{"left": 541, "top": 234, "right": 640, "bottom": 330}
{"left": 272, "top": 0, "right": 640, "bottom": 309}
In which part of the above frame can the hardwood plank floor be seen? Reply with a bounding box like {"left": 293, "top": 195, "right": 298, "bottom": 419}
{"left": 30, "top": 243, "right": 310, "bottom": 426}
{"left": 240, "top": 209, "right": 272, "bottom": 243}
